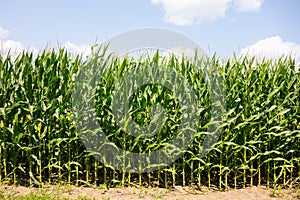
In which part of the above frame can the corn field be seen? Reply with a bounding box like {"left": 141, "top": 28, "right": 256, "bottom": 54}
{"left": 0, "top": 47, "right": 299, "bottom": 190}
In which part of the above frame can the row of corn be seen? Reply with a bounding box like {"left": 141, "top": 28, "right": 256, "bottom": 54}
{"left": 0, "top": 47, "right": 299, "bottom": 189}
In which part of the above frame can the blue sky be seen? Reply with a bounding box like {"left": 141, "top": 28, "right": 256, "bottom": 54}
{"left": 0, "top": 0, "right": 300, "bottom": 62}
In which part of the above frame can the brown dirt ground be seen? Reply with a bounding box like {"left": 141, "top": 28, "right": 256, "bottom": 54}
{"left": 1, "top": 184, "right": 299, "bottom": 200}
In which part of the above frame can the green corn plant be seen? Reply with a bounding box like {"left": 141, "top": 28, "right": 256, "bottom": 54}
{"left": 0, "top": 46, "right": 299, "bottom": 190}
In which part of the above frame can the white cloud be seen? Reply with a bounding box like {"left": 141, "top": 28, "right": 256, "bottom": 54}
{"left": 0, "top": 26, "right": 91, "bottom": 59}
{"left": 62, "top": 41, "right": 91, "bottom": 59}
{"left": 0, "top": 26, "right": 10, "bottom": 39}
{"left": 233, "top": 0, "right": 264, "bottom": 12}
{"left": 168, "top": 46, "right": 197, "bottom": 57}
{"left": 241, "top": 36, "right": 300, "bottom": 67}
{"left": 152, "top": 0, "right": 231, "bottom": 25}
{"left": 0, "top": 39, "right": 92, "bottom": 60}
{"left": 0, "top": 26, "right": 37, "bottom": 58}
{"left": 151, "top": 0, "right": 265, "bottom": 25}
{"left": 0, "top": 40, "right": 37, "bottom": 59}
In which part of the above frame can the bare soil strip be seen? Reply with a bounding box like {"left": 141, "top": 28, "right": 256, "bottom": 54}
{"left": 1, "top": 184, "right": 299, "bottom": 200}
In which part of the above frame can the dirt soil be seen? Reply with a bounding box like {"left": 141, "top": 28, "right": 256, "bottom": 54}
{"left": 1, "top": 184, "right": 299, "bottom": 200}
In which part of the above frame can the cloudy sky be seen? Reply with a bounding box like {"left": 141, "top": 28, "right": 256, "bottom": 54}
{"left": 0, "top": 0, "right": 300, "bottom": 62}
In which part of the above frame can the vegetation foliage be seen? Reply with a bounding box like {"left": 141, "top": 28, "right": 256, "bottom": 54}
{"left": 0, "top": 46, "right": 299, "bottom": 190}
